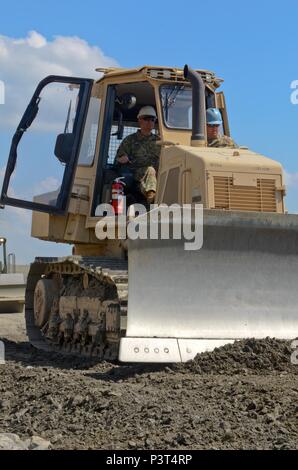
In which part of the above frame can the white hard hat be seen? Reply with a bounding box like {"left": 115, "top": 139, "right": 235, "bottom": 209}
{"left": 137, "top": 106, "right": 157, "bottom": 118}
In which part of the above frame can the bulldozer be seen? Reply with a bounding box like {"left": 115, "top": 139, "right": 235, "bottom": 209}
{"left": 0, "top": 64, "right": 297, "bottom": 362}
{"left": 0, "top": 237, "right": 25, "bottom": 313}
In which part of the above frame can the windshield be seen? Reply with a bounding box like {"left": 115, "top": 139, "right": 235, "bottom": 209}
{"left": 160, "top": 85, "right": 192, "bottom": 129}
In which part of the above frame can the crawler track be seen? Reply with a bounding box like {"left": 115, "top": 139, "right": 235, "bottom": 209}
{"left": 25, "top": 256, "right": 128, "bottom": 359}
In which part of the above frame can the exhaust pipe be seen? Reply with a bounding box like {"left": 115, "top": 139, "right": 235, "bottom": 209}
{"left": 0, "top": 237, "right": 7, "bottom": 274}
{"left": 183, "top": 65, "right": 206, "bottom": 147}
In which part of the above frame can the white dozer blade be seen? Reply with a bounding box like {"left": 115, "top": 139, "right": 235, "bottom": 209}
{"left": 119, "top": 209, "right": 298, "bottom": 363}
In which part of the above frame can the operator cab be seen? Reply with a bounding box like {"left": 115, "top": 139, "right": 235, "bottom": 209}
{"left": 93, "top": 80, "right": 158, "bottom": 210}
{"left": 0, "top": 66, "right": 227, "bottom": 219}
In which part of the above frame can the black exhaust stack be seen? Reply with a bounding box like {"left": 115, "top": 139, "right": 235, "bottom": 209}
{"left": 183, "top": 65, "right": 206, "bottom": 147}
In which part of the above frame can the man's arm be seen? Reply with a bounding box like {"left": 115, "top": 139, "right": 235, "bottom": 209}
{"left": 209, "top": 135, "right": 238, "bottom": 148}
{"left": 114, "top": 135, "right": 132, "bottom": 165}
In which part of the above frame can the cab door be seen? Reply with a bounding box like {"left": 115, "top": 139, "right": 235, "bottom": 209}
{"left": 1, "top": 76, "right": 93, "bottom": 215}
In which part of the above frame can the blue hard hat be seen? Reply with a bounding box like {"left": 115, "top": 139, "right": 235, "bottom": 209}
{"left": 206, "top": 108, "right": 223, "bottom": 125}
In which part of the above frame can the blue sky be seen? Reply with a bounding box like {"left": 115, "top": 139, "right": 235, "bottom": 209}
{"left": 1, "top": 0, "right": 298, "bottom": 262}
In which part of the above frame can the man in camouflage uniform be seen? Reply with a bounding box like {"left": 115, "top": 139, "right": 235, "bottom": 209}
{"left": 206, "top": 108, "right": 238, "bottom": 148}
{"left": 114, "top": 106, "right": 160, "bottom": 203}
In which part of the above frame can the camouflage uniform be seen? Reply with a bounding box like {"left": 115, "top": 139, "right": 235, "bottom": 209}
{"left": 208, "top": 135, "right": 238, "bottom": 148}
{"left": 114, "top": 130, "right": 160, "bottom": 194}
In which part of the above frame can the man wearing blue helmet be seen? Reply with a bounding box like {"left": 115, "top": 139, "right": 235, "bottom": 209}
{"left": 206, "top": 108, "right": 238, "bottom": 148}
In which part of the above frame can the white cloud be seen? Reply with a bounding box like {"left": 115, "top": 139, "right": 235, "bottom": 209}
{"left": 0, "top": 30, "right": 118, "bottom": 128}
{"left": 284, "top": 170, "right": 298, "bottom": 188}
{"left": 34, "top": 176, "right": 60, "bottom": 194}
{"left": 0, "top": 32, "right": 118, "bottom": 263}
{"left": 14, "top": 31, "right": 47, "bottom": 49}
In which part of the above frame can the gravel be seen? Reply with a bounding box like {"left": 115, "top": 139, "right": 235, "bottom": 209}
{"left": 0, "top": 336, "right": 297, "bottom": 450}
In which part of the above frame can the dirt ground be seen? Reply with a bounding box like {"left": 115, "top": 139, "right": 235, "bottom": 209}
{"left": 0, "top": 312, "right": 297, "bottom": 450}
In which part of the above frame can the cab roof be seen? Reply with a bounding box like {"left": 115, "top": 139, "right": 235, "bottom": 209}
{"left": 95, "top": 65, "right": 223, "bottom": 89}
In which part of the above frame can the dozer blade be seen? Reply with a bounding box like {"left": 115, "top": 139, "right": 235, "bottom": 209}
{"left": 119, "top": 209, "right": 298, "bottom": 363}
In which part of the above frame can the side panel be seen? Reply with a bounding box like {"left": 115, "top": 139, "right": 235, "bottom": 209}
{"left": 156, "top": 147, "right": 186, "bottom": 205}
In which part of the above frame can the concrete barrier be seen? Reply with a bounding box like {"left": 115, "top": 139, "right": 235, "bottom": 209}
{"left": 0, "top": 273, "right": 26, "bottom": 313}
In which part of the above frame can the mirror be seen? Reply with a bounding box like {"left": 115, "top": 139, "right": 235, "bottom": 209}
{"left": 54, "top": 133, "right": 75, "bottom": 164}
{"left": 116, "top": 93, "right": 137, "bottom": 110}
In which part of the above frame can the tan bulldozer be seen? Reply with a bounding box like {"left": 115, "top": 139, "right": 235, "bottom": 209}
{"left": 1, "top": 64, "right": 297, "bottom": 362}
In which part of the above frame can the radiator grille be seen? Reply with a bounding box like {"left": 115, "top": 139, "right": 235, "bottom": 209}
{"left": 213, "top": 176, "right": 277, "bottom": 212}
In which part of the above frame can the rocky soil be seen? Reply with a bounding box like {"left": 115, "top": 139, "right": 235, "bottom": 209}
{"left": 0, "top": 313, "right": 297, "bottom": 450}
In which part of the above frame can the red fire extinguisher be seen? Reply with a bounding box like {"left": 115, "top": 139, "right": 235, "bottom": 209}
{"left": 111, "top": 177, "right": 126, "bottom": 215}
